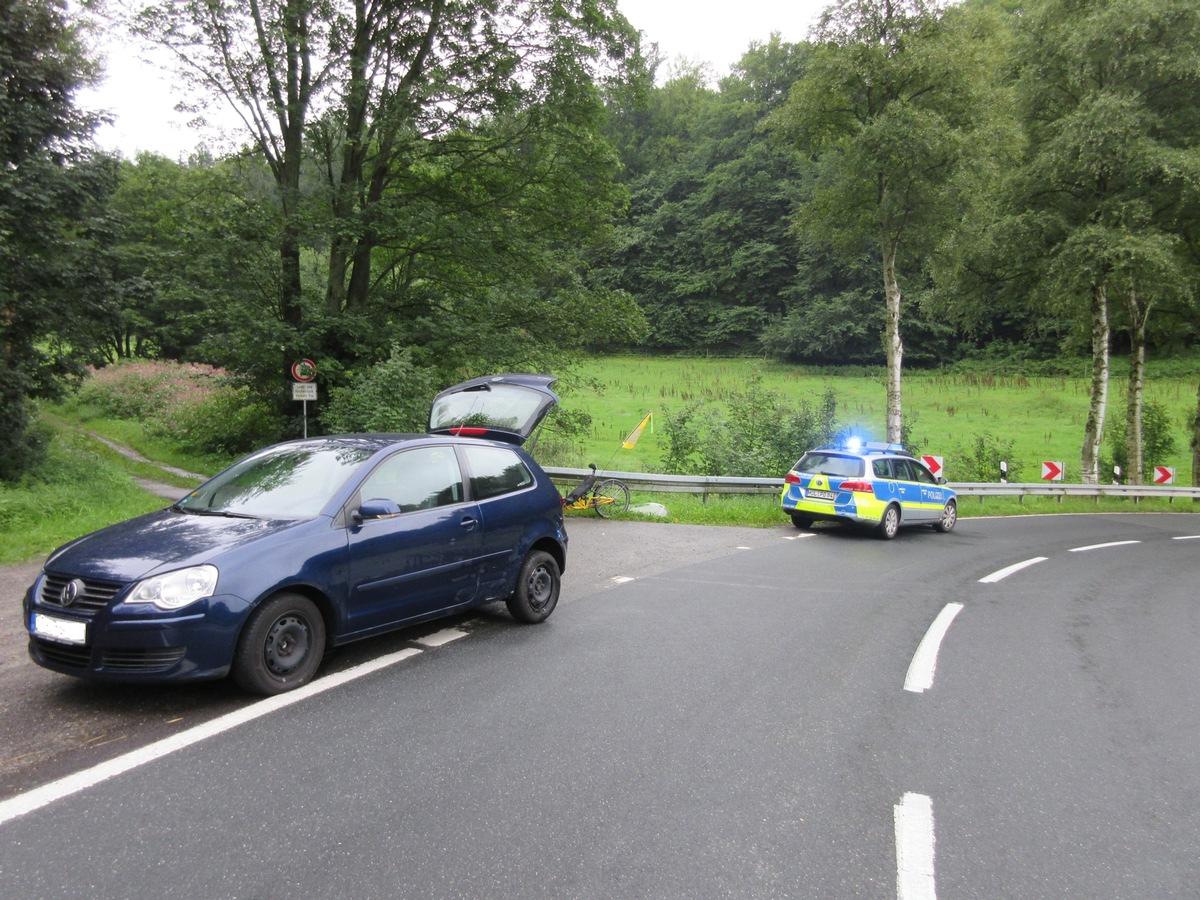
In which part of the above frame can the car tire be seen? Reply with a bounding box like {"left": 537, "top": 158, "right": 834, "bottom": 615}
{"left": 790, "top": 512, "right": 813, "bottom": 529}
{"left": 233, "top": 593, "right": 326, "bottom": 695}
{"left": 506, "top": 550, "right": 560, "bottom": 624}
{"left": 877, "top": 504, "right": 901, "bottom": 540}
{"left": 935, "top": 499, "right": 957, "bottom": 533}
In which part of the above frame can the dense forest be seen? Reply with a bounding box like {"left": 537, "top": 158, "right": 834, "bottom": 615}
{"left": 3, "top": 0, "right": 1200, "bottom": 482}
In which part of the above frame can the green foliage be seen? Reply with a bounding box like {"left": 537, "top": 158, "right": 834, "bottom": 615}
{"left": 658, "top": 376, "right": 843, "bottom": 476}
{"left": 321, "top": 346, "right": 441, "bottom": 434}
{"left": 74, "top": 360, "right": 282, "bottom": 456}
{"left": 1104, "top": 400, "right": 1178, "bottom": 482}
{"left": 0, "top": 0, "right": 113, "bottom": 480}
{"left": 0, "top": 427, "right": 166, "bottom": 564}
{"left": 948, "top": 432, "right": 1023, "bottom": 483}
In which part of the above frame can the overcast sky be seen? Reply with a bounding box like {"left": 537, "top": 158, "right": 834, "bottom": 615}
{"left": 82, "top": 0, "right": 831, "bottom": 159}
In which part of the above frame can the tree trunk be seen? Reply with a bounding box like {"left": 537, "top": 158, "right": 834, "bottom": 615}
{"left": 1124, "top": 286, "right": 1150, "bottom": 485}
{"left": 1080, "top": 283, "right": 1109, "bottom": 484}
{"left": 882, "top": 233, "right": 903, "bottom": 444}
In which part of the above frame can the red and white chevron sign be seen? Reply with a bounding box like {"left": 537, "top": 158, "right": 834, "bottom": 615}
{"left": 1041, "top": 461, "right": 1064, "bottom": 482}
{"left": 922, "top": 455, "right": 943, "bottom": 478}
{"left": 1154, "top": 466, "right": 1175, "bottom": 485}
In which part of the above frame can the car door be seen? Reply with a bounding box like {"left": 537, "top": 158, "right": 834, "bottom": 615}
{"left": 458, "top": 443, "right": 540, "bottom": 600}
{"left": 892, "top": 458, "right": 939, "bottom": 523}
{"left": 344, "top": 445, "right": 481, "bottom": 636}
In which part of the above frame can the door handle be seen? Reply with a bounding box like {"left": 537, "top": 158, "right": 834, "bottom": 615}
{"left": 460, "top": 516, "right": 478, "bottom": 530}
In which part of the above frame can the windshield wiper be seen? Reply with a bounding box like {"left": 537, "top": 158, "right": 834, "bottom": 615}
{"left": 172, "top": 504, "right": 258, "bottom": 520}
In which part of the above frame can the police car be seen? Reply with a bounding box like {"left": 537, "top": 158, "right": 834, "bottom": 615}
{"left": 780, "top": 441, "right": 957, "bottom": 539}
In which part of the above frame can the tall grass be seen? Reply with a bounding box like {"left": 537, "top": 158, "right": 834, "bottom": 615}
{"left": 0, "top": 427, "right": 168, "bottom": 565}
{"left": 545, "top": 356, "right": 1199, "bottom": 484}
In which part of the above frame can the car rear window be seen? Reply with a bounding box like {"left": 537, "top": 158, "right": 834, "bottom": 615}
{"left": 461, "top": 445, "right": 534, "bottom": 500}
{"left": 794, "top": 453, "right": 864, "bottom": 479}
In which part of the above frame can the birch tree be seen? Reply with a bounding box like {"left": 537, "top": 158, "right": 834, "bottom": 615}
{"left": 1009, "top": 0, "right": 1200, "bottom": 483}
{"left": 769, "top": 0, "right": 985, "bottom": 443}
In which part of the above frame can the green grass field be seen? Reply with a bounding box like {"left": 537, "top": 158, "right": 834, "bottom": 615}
{"left": 552, "top": 356, "right": 1198, "bottom": 484}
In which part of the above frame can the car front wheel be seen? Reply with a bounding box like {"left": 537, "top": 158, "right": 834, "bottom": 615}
{"left": 877, "top": 504, "right": 901, "bottom": 540}
{"left": 935, "top": 499, "right": 957, "bottom": 533}
{"left": 506, "top": 550, "right": 560, "bottom": 623}
{"left": 233, "top": 593, "right": 326, "bottom": 695}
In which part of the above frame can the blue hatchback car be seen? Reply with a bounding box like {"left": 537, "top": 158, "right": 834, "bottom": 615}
{"left": 24, "top": 374, "right": 568, "bottom": 694}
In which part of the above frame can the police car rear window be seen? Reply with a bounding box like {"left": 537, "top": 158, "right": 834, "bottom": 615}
{"left": 795, "top": 453, "right": 864, "bottom": 479}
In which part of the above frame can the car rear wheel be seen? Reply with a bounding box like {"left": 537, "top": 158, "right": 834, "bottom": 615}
{"left": 233, "top": 593, "right": 326, "bottom": 695}
{"left": 790, "top": 512, "right": 813, "bottom": 529}
{"left": 506, "top": 550, "right": 560, "bottom": 623}
{"left": 877, "top": 504, "right": 901, "bottom": 540}
{"left": 935, "top": 499, "right": 957, "bottom": 533}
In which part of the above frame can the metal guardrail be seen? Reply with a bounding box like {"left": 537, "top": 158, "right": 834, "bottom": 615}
{"left": 545, "top": 467, "right": 1200, "bottom": 503}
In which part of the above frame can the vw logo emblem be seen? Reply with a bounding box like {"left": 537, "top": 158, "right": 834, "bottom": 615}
{"left": 60, "top": 579, "right": 87, "bottom": 607}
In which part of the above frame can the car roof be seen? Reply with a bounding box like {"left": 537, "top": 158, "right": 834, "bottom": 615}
{"left": 809, "top": 442, "right": 914, "bottom": 459}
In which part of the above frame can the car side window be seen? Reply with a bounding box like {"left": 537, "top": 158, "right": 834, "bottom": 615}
{"left": 461, "top": 445, "right": 533, "bottom": 501}
{"left": 359, "top": 447, "right": 464, "bottom": 513}
{"left": 873, "top": 459, "right": 894, "bottom": 480}
{"left": 909, "top": 461, "right": 937, "bottom": 485}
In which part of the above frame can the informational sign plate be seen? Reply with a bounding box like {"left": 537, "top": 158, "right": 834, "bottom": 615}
{"left": 292, "top": 382, "right": 317, "bottom": 401}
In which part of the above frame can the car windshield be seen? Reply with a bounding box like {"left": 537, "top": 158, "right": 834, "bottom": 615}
{"left": 794, "top": 452, "right": 865, "bottom": 479}
{"left": 175, "top": 444, "right": 376, "bottom": 519}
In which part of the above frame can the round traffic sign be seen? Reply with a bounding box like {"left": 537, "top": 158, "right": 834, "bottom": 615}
{"left": 291, "top": 359, "right": 317, "bottom": 382}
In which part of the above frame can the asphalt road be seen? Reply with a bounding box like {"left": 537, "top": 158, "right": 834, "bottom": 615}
{"left": 2, "top": 513, "right": 1199, "bottom": 898}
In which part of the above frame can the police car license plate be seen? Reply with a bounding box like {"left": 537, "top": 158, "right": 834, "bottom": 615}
{"left": 32, "top": 613, "right": 87, "bottom": 645}
{"left": 806, "top": 489, "right": 837, "bottom": 501}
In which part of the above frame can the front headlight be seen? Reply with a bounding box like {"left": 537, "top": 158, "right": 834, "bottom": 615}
{"left": 128, "top": 565, "right": 219, "bottom": 611}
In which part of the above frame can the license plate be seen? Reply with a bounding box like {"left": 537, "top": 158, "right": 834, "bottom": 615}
{"left": 32, "top": 613, "right": 87, "bottom": 646}
{"left": 805, "top": 489, "right": 837, "bottom": 501}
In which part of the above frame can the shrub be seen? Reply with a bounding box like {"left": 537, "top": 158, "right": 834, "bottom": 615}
{"left": 74, "top": 360, "right": 282, "bottom": 457}
{"left": 949, "top": 432, "right": 1023, "bottom": 483}
{"left": 659, "top": 376, "right": 844, "bottom": 476}
{"left": 1103, "top": 400, "right": 1177, "bottom": 483}
{"left": 321, "top": 346, "right": 441, "bottom": 434}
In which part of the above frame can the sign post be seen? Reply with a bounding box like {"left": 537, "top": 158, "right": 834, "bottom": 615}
{"left": 291, "top": 359, "right": 317, "bottom": 438}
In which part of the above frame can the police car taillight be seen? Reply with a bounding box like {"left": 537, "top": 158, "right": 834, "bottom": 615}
{"left": 838, "top": 480, "right": 873, "bottom": 493}
{"left": 784, "top": 472, "right": 801, "bottom": 484}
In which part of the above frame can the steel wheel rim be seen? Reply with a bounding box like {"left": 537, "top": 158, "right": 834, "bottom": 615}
{"left": 527, "top": 564, "right": 554, "bottom": 611}
{"left": 264, "top": 613, "right": 311, "bottom": 676}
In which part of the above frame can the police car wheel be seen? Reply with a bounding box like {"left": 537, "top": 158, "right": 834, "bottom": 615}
{"left": 877, "top": 504, "right": 900, "bottom": 540}
{"left": 935, "top": 499, "right": 957, "bottom": 533}
{"left": 790, "top": 513, "right": 813, "bottom": 529}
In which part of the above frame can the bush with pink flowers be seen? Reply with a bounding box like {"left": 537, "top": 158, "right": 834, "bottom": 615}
{"left": 75, "top": 360, "right": 283, "bottom": 455}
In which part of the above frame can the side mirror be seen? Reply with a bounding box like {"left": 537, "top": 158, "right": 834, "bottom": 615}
{"left": 352, "top": 498, "right": 403, "bottom": 524}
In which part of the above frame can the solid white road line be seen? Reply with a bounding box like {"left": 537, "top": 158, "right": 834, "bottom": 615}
{"left": 978, "top": 557, "right": 1047, "bottom": 584}
{"left": 0, "top": 646, "right": 424, "bottom": 828}
{"left": 904, "top": 603, "right": 964, "bottom": 694}
{"left": 1068, "top": 540, "right": 1140, "bottom": 552}
{"left": 895, "top": 792, "right": 937, "bottom": 900}
{"left": 1173, "top": 535, "right": 1200, "bottom": 540}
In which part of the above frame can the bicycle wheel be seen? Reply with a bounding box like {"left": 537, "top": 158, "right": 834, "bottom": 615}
{"left": 592, "top": 479, "right": 630, "bottom": 518}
